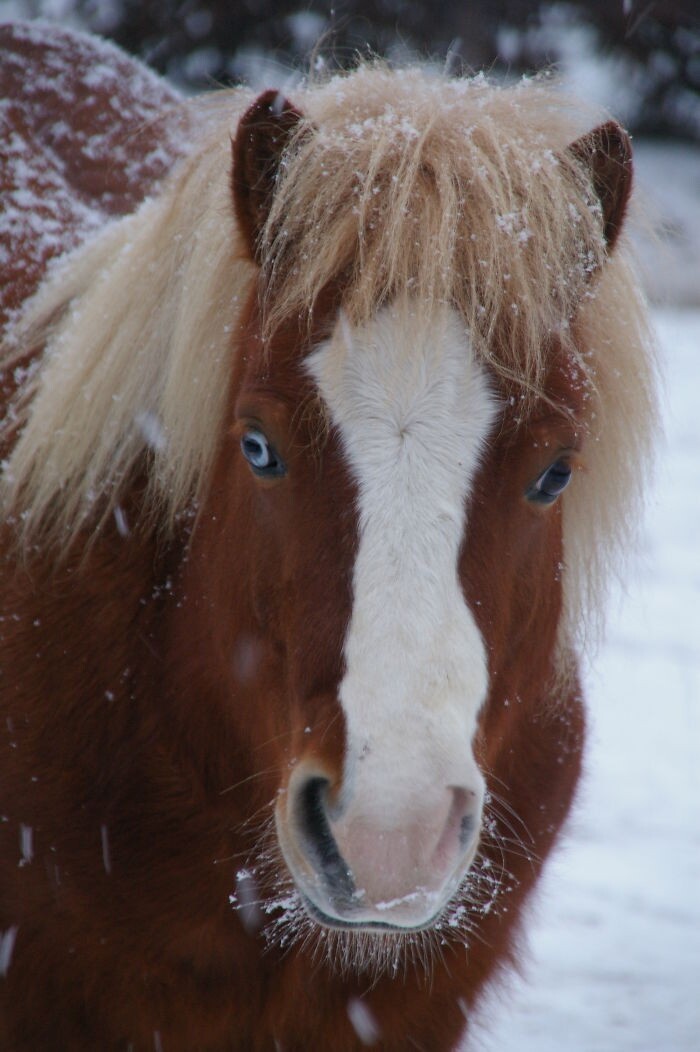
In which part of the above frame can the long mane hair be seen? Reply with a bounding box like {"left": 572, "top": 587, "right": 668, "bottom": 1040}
{"left": 0, "top": 65, "right": 658, "bottom": 658}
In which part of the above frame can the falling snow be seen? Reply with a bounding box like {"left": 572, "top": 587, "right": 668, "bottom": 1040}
{"left": 100, "top": 824, "right": 112, "bottom": 875}
{"left": 0, "top": 927, "right": 18, "bottom": 977}
{"left": 347, "top": 997, "right": 381, "bottom": 1046}
{"left": 18, "top": 824, "right": 32, "bottom": 867}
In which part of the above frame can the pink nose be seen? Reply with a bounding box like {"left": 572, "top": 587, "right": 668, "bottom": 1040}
{"left": 288, "top": 777, "right": 482, "bottom": 928}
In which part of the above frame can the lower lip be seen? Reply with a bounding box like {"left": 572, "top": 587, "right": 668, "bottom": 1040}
{"left": 300, "top": 894, "right": 443, "bottom": 934}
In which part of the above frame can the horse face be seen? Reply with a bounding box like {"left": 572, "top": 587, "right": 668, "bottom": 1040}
{"left": 220, "top": 90, "right": 601, "bottom": 937}
{"left": 175, "top": 273, "right": 583, "bottom": 945}
{"left": 222, "top": 296, "right": 498, "bottom": 932}
{"left": 225, "top": 295, "right": 587, "bottom": 937}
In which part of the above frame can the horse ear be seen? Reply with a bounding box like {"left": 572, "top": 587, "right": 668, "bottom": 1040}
{"left": 232, "top": 89, "right": 305, "bottom": 261}
{"left": 568, "top": 120, "right": 633, "bottom": 253}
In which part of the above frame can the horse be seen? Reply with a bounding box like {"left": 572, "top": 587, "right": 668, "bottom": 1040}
{"left": 0, "top": 22, "right": 658, "bottom": 1052}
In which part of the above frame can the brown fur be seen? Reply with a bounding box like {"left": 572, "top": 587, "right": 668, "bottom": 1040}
{"left": 0, "top": 25, "right": 657, "bottom": 1052}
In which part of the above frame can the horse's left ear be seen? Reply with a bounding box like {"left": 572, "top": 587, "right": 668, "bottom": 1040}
{"left": 232, "top": 89, "right": 305, "bottom": 261}
{"left": 568, "top": 120, "right": 633, "bottom": 253}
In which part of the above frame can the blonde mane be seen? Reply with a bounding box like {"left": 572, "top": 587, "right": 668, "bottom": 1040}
{"left": 0, "top": 65, "right": 657, "bottom": 652}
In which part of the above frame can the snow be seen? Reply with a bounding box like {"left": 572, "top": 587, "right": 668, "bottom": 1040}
{"left": 0, "top": 926, "right": 18, "bottom": 976}
{"left": 347, "top": 997, "right": 382, "bottom": 1045}
{"left": 469, "top": 307, "right": 700, "bottom": 1052}
{"left": 18, "top": 823, "right": 32, "bottom": 866}
{"left": 0, "top": 21, "right": 186, "bottom": 326}
{"left": 100, "top": 823, "right": 112, "bottom": 875}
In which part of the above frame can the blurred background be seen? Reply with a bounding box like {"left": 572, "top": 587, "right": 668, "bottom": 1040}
{"left": 1, "top": 0, "right": 699, "bottom": 302}
{"left": 1, "top": 3, "right": 698, "bottom": 1051}
{"left": 1, "top": 0, "right": 697, "bottom": 144}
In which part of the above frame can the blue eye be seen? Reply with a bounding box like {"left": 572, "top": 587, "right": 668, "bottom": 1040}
{"left": 527, "top": 459, "right": 572, "bottom": 504}
{"left": 240, "top": 428, "right": 286, "bottom": 478}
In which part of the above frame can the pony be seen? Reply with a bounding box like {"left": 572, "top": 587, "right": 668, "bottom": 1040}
{"left": 0, "top": 21, "right": 657, "bottom": 1052}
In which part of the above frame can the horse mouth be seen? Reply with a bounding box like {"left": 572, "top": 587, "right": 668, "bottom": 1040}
{"left": 299, "top": 891, "right": 446, "bottom": 934}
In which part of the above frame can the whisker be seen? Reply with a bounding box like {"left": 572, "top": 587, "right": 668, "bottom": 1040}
{"left": 219, "top": 766, "right": 278, "bottom": 795}
{"left": 220, "top": 768, "right": 533, "bottom": 988}
{"left": 485, "top": 786, "right": 537, "bottom": 845}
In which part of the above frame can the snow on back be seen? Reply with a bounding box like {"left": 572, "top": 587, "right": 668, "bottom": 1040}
{"left": 0, "top": 22, "right": 187, "bottom": 326}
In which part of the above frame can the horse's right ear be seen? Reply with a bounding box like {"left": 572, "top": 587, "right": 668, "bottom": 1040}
{"left": 568, "top": 120, "right": 633, "bottom": 254}
{"left": 232, "top": 90, "right": 305, "bottom": 261}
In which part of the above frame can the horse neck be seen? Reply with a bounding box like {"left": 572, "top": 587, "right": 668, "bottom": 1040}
{"left": 0, "top": 525, "right": 165, "bottom": 781}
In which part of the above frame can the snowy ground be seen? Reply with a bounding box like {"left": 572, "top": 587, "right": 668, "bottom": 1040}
{"left": 470, "top": 307, "right": 700, "bottom": 1052}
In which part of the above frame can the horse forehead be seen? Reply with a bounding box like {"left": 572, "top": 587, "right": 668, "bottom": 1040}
{"left": 305, "top": 300, "right": 497, "bottom": 465}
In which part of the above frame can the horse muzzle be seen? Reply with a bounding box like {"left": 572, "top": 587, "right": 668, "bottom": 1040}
{"left": 275, "top": 763, "right": 484, "bottom": 931}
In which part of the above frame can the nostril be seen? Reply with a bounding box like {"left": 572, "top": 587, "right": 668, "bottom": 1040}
{"left": 296, "top": 777, "right": 355, "bottom": 901}
{"left": 438, "top": 786, "right": 481, "bottom": 860}
{"left": 459, "top": 812, "right": 476, "bottom": 848}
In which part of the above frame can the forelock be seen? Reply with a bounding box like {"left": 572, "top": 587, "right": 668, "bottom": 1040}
{"left": 260, "top": 66, "right": 608, "bottom": 399}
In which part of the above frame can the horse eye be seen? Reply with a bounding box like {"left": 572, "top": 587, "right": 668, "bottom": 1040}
{"left": 240, "top": 428, "right": 286, "bottom": 478}
{"left": 527, "top": 459, "right": 572, "bottom": 504}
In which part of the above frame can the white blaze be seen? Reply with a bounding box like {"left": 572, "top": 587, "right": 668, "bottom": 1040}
{"left": 306, "top": 299, "right": 497, "bottom": 824}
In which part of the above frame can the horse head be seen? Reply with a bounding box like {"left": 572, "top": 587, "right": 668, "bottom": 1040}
{"left": 174, "top": 83, "right": 634, "bottom": 940}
